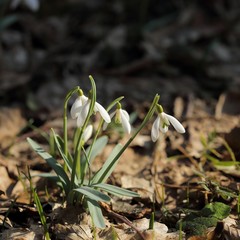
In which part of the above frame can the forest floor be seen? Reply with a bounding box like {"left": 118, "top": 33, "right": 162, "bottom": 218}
{"left": 0, "top": 1, "right": 240, "bottom": 239}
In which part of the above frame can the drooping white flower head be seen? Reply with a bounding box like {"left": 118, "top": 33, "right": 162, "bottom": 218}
{"left": 70, "top": 89, "right": 88, "bottom": 119}
{"left": 71, "top": 90, "right": 111, "bottom": 128}
{"left": 103, "top": 102, "right": 131, "bottom": 134}
{"left": 151, "top": 105, "right": 185, "bottom": 142}
{"left": 11, "top": 0, "right": 40, "bottom": 11}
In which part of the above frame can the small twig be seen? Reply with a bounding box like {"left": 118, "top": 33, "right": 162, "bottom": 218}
{"left": 100, "top": 202, "right": 147, "bottom": 240}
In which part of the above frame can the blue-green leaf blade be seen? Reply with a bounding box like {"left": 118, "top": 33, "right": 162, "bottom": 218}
{"left": 93, "top": 183, "right": 139, "bottom": 197}
{"left": 81, "top": 135, "right": 108, "bottom": 177}
{"left": 87, "top": 199, "right": 106, "bottom": 228}
{"left": 82, "top": 136, "right": 108, "bottom": 162}
{"left": 27, "top": 137, "right": 70, "bottom": 194}
{"left": 89, "top": 136, "right": 108, "bottom": 164}
{"left": 74, "top": 186, "right": 110, "bottom": 202}
{"left": 91, "top": 144, "right": 122, "bottom": 184}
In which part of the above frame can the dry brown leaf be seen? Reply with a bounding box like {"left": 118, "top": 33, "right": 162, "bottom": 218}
{"left": 53, "top": 223, "right": 93, "bottom": 240}
{"left": 187, "top": 236, "right": 206, "bottom": 240}
{"left": 98, "top": 224, "right": 135, "bottom": 240}
{"left": 0, "top": 215, "right": 13, "bottom": 228}
{"left": 223, "top": 224, "right": 240, "bottom": 240}
{"left": 121, "top": 175, "right": 154, "bottom": 200}
{"left": 206, "top": 217, "right": 240, "bottom": 240}
{"left": 225, "top": 127, "right": 240, "bottom": 160}
{"left": 0, "top": 107, "right": 26, "bottom": 148}
{"left": 1, "top": 228, "right": 37, "bottom": 240}
{"left": 186, "top": 113, "right": 239, "bottom": 158}
{"left": 133, "top": 218, "right": 168, "bottom": 234}
{"left": 134, "top": 220, "right": 184, "bottom": 240}
{"left": 0, "top": 166, "right": 13, "bottom": 194}
{"left": 165, "top": 232, "right": 185, "bottom": 240}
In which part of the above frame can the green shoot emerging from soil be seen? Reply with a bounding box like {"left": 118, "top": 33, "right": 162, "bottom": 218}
{"left": 27, "top": 75, "right": 185, "bottom": 228}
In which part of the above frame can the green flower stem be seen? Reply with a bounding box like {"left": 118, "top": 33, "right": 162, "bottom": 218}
{"left": 81, "top": 146, "right": 92, "bottom": 184}
{"left": 106, "top": 96, "right": 125, "bottom": 111}
{"left": 63, "top": 86, "right": 80, "bottom": 171}
{"left": 81, "top": 122, "right": 101, "bottom": 185}
{"left": 71, "top": 76, "right": 96, "bottom": 191}
{"left": 81, "top": 96, "right": 125, "bottom": 184}
{"left": 98, "top": 94, "right": 160, "bottom": 183}
{"left": 149, "top": 212, "right": 155, "bottom": 230}
{"left": 73, "top": 127, "right": 81, "bottom": 150}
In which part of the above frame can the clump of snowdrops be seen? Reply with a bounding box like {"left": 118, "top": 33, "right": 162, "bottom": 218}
{"left": 27, "top": 75, "right": 185, "bottom": 228}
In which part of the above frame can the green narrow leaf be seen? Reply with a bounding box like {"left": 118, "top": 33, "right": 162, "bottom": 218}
{"left": 88, "top": 136, "right": 108, "bottom": 164}
{"left": 81, "top": 135, "right": 108, "bottom": 177}
{"left": 81, "top": 136, "right": 108, "bottom": 165}
{"left": 27, "top": 137, "right": 70, "bottom": 194}
{"left": 87, "top": 198, "right": 106, "bottom": 229}
{"left": 56, "top": 134, "right": 72, "bottom": 158}
{"left": 52, "top": 130, "right": 74, "bottom": 173}
{"left": 73, "top": 186, "right": 111, "bottom": 202}
{"left": 31, "top": 173, "right": 67, "bottom": 189}
{"left": 222, "top": 138, "right": 237, "bottom": 163}
{"left": 200, "top": 134, "right": 208, "bottom": 148}
{"left": 91, "top": 144, "right": 122, "bottom": 184}
{"left": 92, "top": 183, "right": 139, "bottom": 197}
{"left": 33, "top": 190, "right": 50, "bottom": 240}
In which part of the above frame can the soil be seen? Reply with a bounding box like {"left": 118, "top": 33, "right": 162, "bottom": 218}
{"left": 0, "top": 1, "right": 240, "bottom": 239}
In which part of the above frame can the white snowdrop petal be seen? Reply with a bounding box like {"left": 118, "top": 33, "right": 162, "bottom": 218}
{"left": 103, "top": 111, "right": 116, "bottom": 130}
{"left": 77, "top": 115, "right": 84, "bottom": 128}
{"left": 120, "top": 109, "right": 131, "bottom": 134}
{"left": 83, "top": 125, "right": 93, "bottom": 142}
{"left": 121, "top": 109, "right": 130, "bottom": 121}
{"left": 151, "top": 116, "right": 160, "bottom": 142}
{"left": 82, "top": 101, "right": 90, "bottom": 119}
{"left": 165, "top": 114, "right": 185, "bottom": 133}
{"left": 161, "top": 112, "right": 170, "bottom": 126}
{"left": 70, "top": 95, "right": 88, "bottom": 119}
{"left": 102, "top": 122, "right": 108, "bottom": 131}
{"left": 81, "top": 95, "right": 88, "bottom": 104}
{"left": 77, "top": 101, "right": 90, "bottom": 127}
{"left": 70, "top": 98, "right": 83, "bottom": 119}
{"left": 95, "top": 102, "right": 111, "bottom": 123}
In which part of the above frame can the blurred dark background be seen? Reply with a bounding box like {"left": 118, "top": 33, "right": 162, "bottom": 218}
{"left": 1, "top": 0, "right": 240, "bottom": 118}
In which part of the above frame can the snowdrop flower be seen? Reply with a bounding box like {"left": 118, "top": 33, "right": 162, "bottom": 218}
{"left": 82, "top": 125, "right": 93, "bottom": 143}
{"left": 103, "top": 102, "right": 131, "bottom": 134}
{"left": 70, "top": 90, "right": 88, "bottom": 119}
{"left": 151, "top": 105, "right": 185, "bottom": 142}
{"left": 71, "top": 90, "right": 111, "bottom": 128}
{"left": 11, "top": 0, "right": 40, "bottom": 11}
